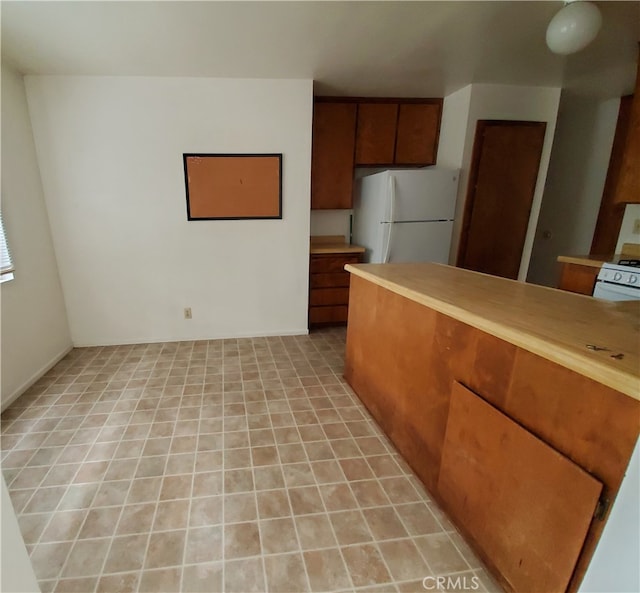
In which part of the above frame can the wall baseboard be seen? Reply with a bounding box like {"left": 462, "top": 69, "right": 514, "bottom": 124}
{"left": 1, "top": 345, "right": 74, "bottom": 412}
{"left": 72, "top": 328, "right": 311, "bottom": 348}
{"left": 2, "top": 328, "right": 316, "bottom": 409}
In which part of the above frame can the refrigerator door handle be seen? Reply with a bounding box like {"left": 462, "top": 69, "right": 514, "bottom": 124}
{"left": 382, "top": 175, "right": 395, "bottom": 263}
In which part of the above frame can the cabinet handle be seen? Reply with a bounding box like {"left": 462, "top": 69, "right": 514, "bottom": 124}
{"left": 383, "top": 175, "right": 396, "bottom": 264}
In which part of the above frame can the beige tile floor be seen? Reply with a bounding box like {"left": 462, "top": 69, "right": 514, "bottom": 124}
{"left": 1, "top": 328, "right": 502, "bottom": 593}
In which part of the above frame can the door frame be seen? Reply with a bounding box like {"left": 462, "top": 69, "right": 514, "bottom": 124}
{"left": 456, "top": 120, "right": 547, "bottom": 273}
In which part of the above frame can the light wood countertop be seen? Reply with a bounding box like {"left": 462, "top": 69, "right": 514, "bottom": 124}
{"left": 310, "top": 235, "right": 366, "bottom": 255}
{"left": 345, "top": 263, "right": 640, "bottom": 400}
{"left": 557, "top": 254, "right": 615, "bottom": 269}
{"left": 557, "top": 243, "right": 640, "bottom": 268}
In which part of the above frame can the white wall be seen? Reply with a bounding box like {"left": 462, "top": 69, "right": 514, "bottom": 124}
{"left": 1, "top": 477, "right": 40, "bottom": 593}
{"left": 25, "top": 76, "right": 313, "bottom": 346}
{"left": 615, "top": 204, "right": 640, "bottom": 253}
{"left": 310, "top": 210, "right": 352, "bottom": 241}
{"left": 528, "top": 93, "right": 621, "bottom": 287}
{"left": 1, "top": 64, "right": 72, "bottom": 409}
{"left": 579, "top": 439, "right": 640, "bottom": 593}
{"left": 437, "top": 85, "right": 473, "bottom": 264}
{"left": 445, "top": 84, "right": 561, "bottom": 280}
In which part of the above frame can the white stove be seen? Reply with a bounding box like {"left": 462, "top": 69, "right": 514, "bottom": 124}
{"left": 594, "top": 261, "right": 640, "bottom": 301}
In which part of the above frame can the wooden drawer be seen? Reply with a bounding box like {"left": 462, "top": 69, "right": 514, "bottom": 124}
{"left": 310, "top": 254, "right": 361, "bottom": 274}
{"left": 309, "top": 305, "right": 349, "bottom": 325}
{"left": 310, "top": 272, "right": 351, "bottom": 289}
{"left": 310, "top": 288, "right": 350, "bottom": 306}
{"left": 309, "top": 252, "right": 361, "bottom": 328}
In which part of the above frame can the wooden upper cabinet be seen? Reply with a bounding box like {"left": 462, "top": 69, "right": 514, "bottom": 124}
{"left": 355, "top": 103, "right": 399, "bottom": 165}
{"left": 355, "top": 100, "right": 443, "bottom": 166}
{"left": 614, "top": 47, "right": 640, "bottom": 204}
{"left": 395, "top": 102, "right": 442, "bottom": 165}
{"left": 590, "top": 95, "right": 632, "bottom": 253}
{"left": 311, "top": 97, "right": 444, "bottom": 209}
{"left": 311, "top": 102, "right": 357, "bottom": 210}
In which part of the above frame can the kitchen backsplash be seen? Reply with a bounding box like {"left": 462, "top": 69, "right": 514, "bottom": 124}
{"left": 310, "top": 210, "right": 352, "bottom": 240}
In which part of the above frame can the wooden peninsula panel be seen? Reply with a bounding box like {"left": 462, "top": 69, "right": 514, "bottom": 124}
{"left": 345, "top": 263, "right": 639, "bottom": 398}
{"left": 344, "top": 265, "right": 640, "bottom": 593}
{"left": 440, "top": 382, "right": 602, "bottom": 593}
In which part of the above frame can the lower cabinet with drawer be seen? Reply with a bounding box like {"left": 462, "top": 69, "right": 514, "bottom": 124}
{"left": 558, "top": 262, "right": 600, "bottom": 295}
{"left": 309, "top": 252, "right": 362, "bottom": 327}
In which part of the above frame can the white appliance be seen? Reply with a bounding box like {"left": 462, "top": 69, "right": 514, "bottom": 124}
{"left": 593, "top": 261, "right": 640, "bottom": 301}
{"left": 352, "top": 168, "right": 459, "bottom": 264}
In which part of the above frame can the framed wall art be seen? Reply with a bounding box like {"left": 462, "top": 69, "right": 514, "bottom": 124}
{"left": 183, "top": 153, "right": 282, "bottom": 220}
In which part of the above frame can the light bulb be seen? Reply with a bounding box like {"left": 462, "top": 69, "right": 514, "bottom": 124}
{"left": 546, "top": 1, "right": 602, "bottom": 55}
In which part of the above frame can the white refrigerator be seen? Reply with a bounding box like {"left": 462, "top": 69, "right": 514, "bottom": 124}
{"left": 352, "top": 168, "right": 460, "bottom": 264}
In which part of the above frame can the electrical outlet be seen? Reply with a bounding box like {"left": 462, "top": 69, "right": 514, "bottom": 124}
{"left": 184, "top": 307, "right": 192, "bottom": 320}
{"left": 633, "top": 219, "right": 640, "bottom": 235}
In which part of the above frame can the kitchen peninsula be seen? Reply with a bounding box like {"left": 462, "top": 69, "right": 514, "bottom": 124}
{"left": 344, "top": 263, "right": 639, "bottom": 593}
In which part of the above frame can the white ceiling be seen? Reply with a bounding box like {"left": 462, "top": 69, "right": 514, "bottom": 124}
{"left": 2, "top": 1, "right": 639, "bottom": 98}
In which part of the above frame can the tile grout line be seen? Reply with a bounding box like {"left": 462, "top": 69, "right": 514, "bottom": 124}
{"left": 28, "top": 346, "right": 135, "bottom": 587}
{"left": 305, "top": 331, "right": 414, "bottom": 591}
{"left": 284, "top": 336, "right": 367, "bottom": 592}
{"left": 260, "top": 335, "right": 312, "bottom": 593}
{"left": 178, "top": 342, "right": 204, "bottom": 593}
{"left": 25, "top": 346, "right": 120, "bottom": 588}
{"left": 80, "top": 342, "right": 172, "bottom": 592}
{"left": 248, "top": 338, "right": 277, "bottom": 592}
{"left": 88, "top": 341, "right": 177, "bottom": 592}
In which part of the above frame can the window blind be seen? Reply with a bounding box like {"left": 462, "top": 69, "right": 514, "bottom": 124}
{"left": 0, "top": 212, "right": 15, "bottom": 280}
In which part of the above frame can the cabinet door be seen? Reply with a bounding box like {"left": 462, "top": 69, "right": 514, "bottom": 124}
{"left": 395, "top": 102, "right": 441, "bottom": 165}
{"left": 590, "top": 95, "right": 632, "bottom": 253}
{"left": 311, "top": 102, "right": 357, "bottom": 210}
{"left": 438, "top": 382, "right": 602, "bottom": 593}
{"left": 614, "top": 48, "right": 640, "bottom": 204}
{"left": 355, "top": 103, "right": 398, "bottom": 165}
{"left": 558, "top": 263, "right": 599, "bottom": 295}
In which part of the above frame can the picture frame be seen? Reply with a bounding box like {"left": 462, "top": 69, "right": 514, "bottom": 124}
{"left": 183, "top": 153, "right": 283, "bottom": 220}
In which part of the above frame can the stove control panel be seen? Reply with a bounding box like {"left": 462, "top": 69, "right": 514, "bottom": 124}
{"left": 598, "top": 263, "right": 640, "bottom": 287}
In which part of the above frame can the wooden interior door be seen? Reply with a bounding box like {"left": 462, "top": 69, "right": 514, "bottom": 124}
{"left": 438, "top": 382, "right": 602, "bottom": 593}
{"left": 457, "top": 121, "right": 546, "bottom": 279}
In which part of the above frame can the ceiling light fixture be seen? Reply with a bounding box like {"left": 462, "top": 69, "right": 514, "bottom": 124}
{"left": 546, "top": 0, "right": 602, "bottom": 55}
